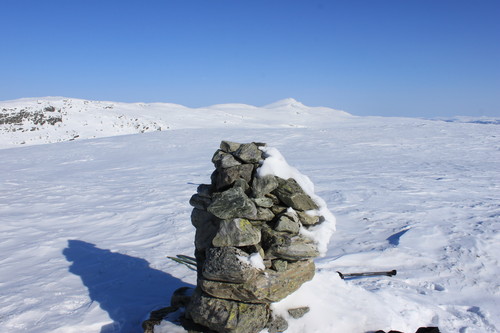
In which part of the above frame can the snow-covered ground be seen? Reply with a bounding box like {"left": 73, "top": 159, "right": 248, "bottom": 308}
{"left": 0, "top": 98, "right": 498, "bottom": 333}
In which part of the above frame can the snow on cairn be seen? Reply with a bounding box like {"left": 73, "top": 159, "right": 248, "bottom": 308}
{"left": 258, "top": 145, "right": 336, "bottom": 256}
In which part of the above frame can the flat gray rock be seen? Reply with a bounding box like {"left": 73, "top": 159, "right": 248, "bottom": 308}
{"left": 233, "top": 143, "right": 262, "bottom": 164}
{"left": 203, "top": 247, "right": 259, "bottom": 283}
{"left": 212, "top": 218, "right": 261, "bottom": 247}
{"left": 207, "top": 187, "right": 257, "bottom": 220}
{"left": 200, "top": 260, "right": 315, "bottom": 303}
{"left": 273, "top": 177, "right": 319, "bottom": 211}
{"left": 187, "top": 288, "right": 269, "bottom": 333}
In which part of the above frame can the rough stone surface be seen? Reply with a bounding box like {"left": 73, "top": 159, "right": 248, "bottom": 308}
{"left": 212, "top": 150, "right": 242, "bottom": 169}
{"left": 271, "top": 259, "right": 288, "bottom": 272}
{"left": 255, "top": 207, "right": 275, "bottom": 221}
{"left": 142, "top": 306, "right": 179, "bottom": 333}
{"left": 208, "top": 187, "right": 257, "bottom": 220}
{"left": 212, "top": 218, "right": 261, "bottom": 247}
{"left": 200, "top": 260, "right": 315, "bottom": 303}
{"left": 287, "top": 306, "right": 310, "bottom": 319}
{"left": 212, "top": 164, "right": 254, "bottom": 191}
{"left": 220, "top": 141, "right": 242, "bottom": 153}
{"left": 189, "top": 194, "right": 212, "bottom": 210}
{"left": 270, "top": 204, "right": 287, "bottom": 215}
{"left": 267, "top": 315, "right": 288, "bottom": 333}
{"left": 187, "top": 289, "right": 269, "bottom": 333}
{"left": 195, "top": 219, "right": 219, "bottom": 251}
{"left": 262, "top": 225, "right": 319, "bottom": 260}
{"left": 274, "top": 215, "right": 300, "bottom": 234}
{"left": 271, "top": 237, "right": 320, "bottom": 260}
{"left": 171, "top": 287, "right": 195, "bottom": 308}
{"left": 232, "top": 178, "right": 250, "bottom": 192}
{"left": 297, "top": 210, "right": 321, "bottom": 226}
{"left": 252, "top": 197, "right": 274, "bottom": 208}
{"left": 252, "top": 175, "right": 279, "bottom": 198}
{"left": 233, "top": 143, "right": 262, "bottom": 164}
{"left": 197, "top": 184, "right": 214, "bottom": 198}
{"left": 191, "top": 208, "right": 214, "bottom": 228}
{"left": 203, "top": 247, "right": 259, "bottom": 283}
{"left": 273, "top": 177, "right": 319, "bottom": 211}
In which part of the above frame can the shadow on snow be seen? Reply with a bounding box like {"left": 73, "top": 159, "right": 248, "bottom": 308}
{"left": 63, "top": 240, "right": 194, "bottom": 333}
{"left": 386, "top": 228, "right": 411, "bottom": 246}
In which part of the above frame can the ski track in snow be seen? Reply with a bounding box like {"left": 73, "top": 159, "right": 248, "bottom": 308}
{"left": 1, "top": 109, "right": 499, "bottom": 332}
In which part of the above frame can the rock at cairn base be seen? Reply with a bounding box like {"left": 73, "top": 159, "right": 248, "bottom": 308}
{"left": 181, "top": 141, "right": 333, "bottom": 333}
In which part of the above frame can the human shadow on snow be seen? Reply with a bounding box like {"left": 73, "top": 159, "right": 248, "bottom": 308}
{"left": 63, "top": 240, "right": 194, "bottom": 333}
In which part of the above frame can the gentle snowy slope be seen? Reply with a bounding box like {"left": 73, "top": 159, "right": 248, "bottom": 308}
{"left": 0, "top": 103, "right": 499, "bottom": 332}
{"left": 0, "top": 97, "right": 351, "bottom": 149}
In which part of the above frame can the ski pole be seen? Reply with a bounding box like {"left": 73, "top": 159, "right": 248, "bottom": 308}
{"left": 337, "top": 269, "right": 397, "bottom": 279}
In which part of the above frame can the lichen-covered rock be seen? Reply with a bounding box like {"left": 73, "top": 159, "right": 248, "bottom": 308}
{"left": 233, "top": 143, "right": 262, "bottom": 164}
{"left": 212, "top": 164, "right": 254, "bottom": 191}
{"left": 287, "top": 306, "right": 310, "bottom": 319}
{"left": 273, "top": 177, "right": 319, "bottom": 211}
{"left": 212, "top": 150, "right": 242, "bottom": 169}
{"left": 297, "top": 210, "right": 322, "bottom": 226}
{"left": 212, "top": 218, "right": 261, "bottom": 247}
{"left": 203, "top": 247, "right": 260, "bottom": 283}
{"left": 187, "top": 288, "right": 269, "bottom": 333}
{"left": 252, "top": 175, "right": 279, "bottom": 198}
{"left": 267, "top": 315, "right": 288, "bottom": 333}
{"left": 199, "top": 260, "right": 315, "bottom": 303}
{"left": 207, "top": 187, "right": 257, "bottom": 220}
{"left": 255, "top": 207, "right": 275, "bottom": 221}
{"left": 271, "top": 259, "right": 288, "bottom": 272}
{"left": 274, "top": 214, "right": 300, "bottom": 234}
{"left": 232, "top": 178, "right": 250, "bottom": 193}
{"left": 220, "top": 140, "right": 242, "bottom": 153}
{"left": 252, "top": 197, "right": 274, "bottom": 208}
{"left": 262, "top": 225, "right": 319, "bottom": 260}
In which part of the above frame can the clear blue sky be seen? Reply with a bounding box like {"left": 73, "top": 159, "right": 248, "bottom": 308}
{"left": 1, "top": 0, "right": 499, "bottom": 117}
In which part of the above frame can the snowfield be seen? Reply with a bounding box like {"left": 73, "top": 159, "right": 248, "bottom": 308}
{"left": 0, "top": 98, "right": 498, "bottom": 333}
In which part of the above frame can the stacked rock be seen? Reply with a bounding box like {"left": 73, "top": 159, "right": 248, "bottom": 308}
{"left": 186, "top": 141, "right": 326, "bottom": 333}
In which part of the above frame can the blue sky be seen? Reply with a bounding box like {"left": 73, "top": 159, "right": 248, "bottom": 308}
{"left": 1, "top": 0, "right": 499, "bottom": 117}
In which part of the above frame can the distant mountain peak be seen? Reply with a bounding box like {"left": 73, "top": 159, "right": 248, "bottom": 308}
{"left": 264, "top": 98, "right": 306, "bottom": 109}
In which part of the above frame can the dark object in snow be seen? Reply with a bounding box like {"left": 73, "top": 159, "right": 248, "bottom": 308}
{"left": 415, "top": 328, "right": 440, "bottom": 333}
{"left": 267, "top": 315, "right": 288, "bottom": 333}
{"left": 287, "top": 306, "right": 310, "bottom": 319}
{"left": 373, "top": 327, "right": 440, "bottom": 333}
{"left": 167, "top": 255, "right": 197, "bottom": 271}
{"left": 337, "top": 269, "right": 397, "bottom": 279}
{"left": 142, "top": 306, "right": 179, "bottom": 333}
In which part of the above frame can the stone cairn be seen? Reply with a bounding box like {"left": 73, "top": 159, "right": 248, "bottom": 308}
{"left": 181, "top": 141, "right": 326, "bottom": 333}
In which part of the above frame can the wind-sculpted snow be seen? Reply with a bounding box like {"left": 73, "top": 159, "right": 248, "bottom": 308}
{"left": 0, "top": 112, "right": 498, "bottom": 332}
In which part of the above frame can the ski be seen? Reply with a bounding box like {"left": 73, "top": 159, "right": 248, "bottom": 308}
{"left": 167, "top": 255, "right": 197, "bottom": 271}
{"left": 176, "top": 255, "right": 197, "bottom": 265}
{"left": 337, "top": 269, "right": 397, "bottom": 280}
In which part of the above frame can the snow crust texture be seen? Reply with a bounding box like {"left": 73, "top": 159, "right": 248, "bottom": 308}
{"left": 0, "top": 98, "right": 499, "bottom": 333}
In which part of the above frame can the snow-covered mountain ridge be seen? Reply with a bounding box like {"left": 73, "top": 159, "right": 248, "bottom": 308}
{"left": 0, "top": 97, "right": 351, "bottom": 148}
